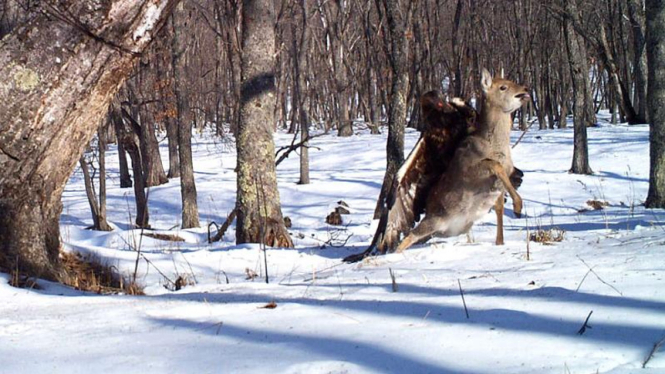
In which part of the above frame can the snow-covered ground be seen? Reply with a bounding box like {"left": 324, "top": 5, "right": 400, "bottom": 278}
{"left": 2, "top": 116, "right": 664, "bottom": 374}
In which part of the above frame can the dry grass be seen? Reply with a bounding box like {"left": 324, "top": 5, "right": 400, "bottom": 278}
{"left": 529, "top": 227, "right": 565, "bottom": 244}
{"left": 142, "top": 232, "right": 186, "bottom": 242}
{"left": 586, "top": 199, "right": 609, "bottom": 210}
{"left": 9, "top": 272, "right": 42, "bottom": 290}
{"left": 326, "top": 211, "right": 343, "bottom": 225}
{"left": 60, "top": 251, "right": 143, "bottom": 295}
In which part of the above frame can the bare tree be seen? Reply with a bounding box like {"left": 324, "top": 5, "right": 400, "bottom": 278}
{"left": 373, "top": 0, "right": 414, "bottom": 218}
{"left": 646, "top": 0, "right": 665, "bottom": 208}
{"left": 171, "top": 1, "right": 200, "bottom": 229}
{"left": 563, "top": 0, "right": 593, "bottom": 175}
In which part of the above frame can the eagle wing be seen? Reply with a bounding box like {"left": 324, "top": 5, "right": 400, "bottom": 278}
{"left": 343, "top": 92, "right": 477, "bottom": 263}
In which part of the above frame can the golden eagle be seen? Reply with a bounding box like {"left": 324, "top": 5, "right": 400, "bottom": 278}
{"left": 343, "top": 90, "right": 524, "bottom": 263}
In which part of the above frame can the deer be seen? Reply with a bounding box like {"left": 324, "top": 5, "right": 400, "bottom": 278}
{"left": 394, "top": 69, "right": 529, "bottom": 252}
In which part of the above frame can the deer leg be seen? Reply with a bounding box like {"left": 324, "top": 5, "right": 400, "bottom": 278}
{"left": 482, "top": 159, "right": 523, "bottom": 218}
{"left": 395, "top": 217, "right": 443, "bottom": 253}
{"left": 494, "top": 195, "right": 505, "bottom": 245}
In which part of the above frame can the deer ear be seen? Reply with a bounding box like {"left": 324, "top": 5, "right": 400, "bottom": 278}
{"left": 481, "top": 68, "right": 493, "bottom": 93}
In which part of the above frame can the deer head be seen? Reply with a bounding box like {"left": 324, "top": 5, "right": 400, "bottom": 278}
{"left": 481, "top": 69, "right": 530, "bottom": 114}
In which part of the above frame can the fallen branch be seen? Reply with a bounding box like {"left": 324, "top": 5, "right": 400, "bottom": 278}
{"left": 577, "top": 310, "right": 593, "bottom": 335}
{"left": 642, "top": 335, "right": 665, "bottom": 368}
{"left": 458, "top": 279, "right": 470, "bottom": 319}
{"left": 576, "top": 256, "right": 623, "bottom": 296}
{"left": 209, "top": 208, "right": 238, "bottom": 243}
{"left": 275, "top": 133, "right": 324, "bottom": 166}
{"left": 389, "top": 268, "right": 398, "bottom": 292}
{"left": 511, "top": 118, "right": 538, "bottom": 149}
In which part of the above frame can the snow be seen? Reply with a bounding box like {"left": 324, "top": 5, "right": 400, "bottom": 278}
{"left": 132, "top": 2, "right": 169, "bottom": 43}
{"left": 2, "top": 114, "right": 665, "bottom": 373}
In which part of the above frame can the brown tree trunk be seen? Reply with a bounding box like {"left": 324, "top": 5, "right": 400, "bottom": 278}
{"left": 0, "top": 0, "right": 176, "bottom": 280}
{"left": 97, "top": 125, "right": 111, "bottom": 231}
{"left": 78, "top": 126, "right": 113, "bottom": 232}
{"left": 373, "top": 0, "right": 412, "bottom": 219}
{"left": 171, "top": 2, "right": 200, "bottom": 229}
{"left": 117, "top": 138, "right": 134, "bottom": 188}
{"left": 112, "top": 106, "right": 150, "bottom": 228}
{"left": 564, "top": 0, "right": 593, "bottom": 174}
{"left": 628, "top": 0, "right": 649, "bottom": 124}
{"left": 235, "top": 0, "right": 293, "bottom": 247}
{"left": 296, "top": 0, "right": 311, "bottom": 185}
{"left": 646, "top": 0, "right": 665, "bottom": 207}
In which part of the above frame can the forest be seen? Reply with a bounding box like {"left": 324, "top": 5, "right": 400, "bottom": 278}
{"left": 1, "top": 1, "right": 665, "bottom": 373}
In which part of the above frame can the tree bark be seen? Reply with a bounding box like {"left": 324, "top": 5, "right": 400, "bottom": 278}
{"left": 112, "top": 106, "right": 150, "bottom": 228}
{"left": 78, "top": 127, "right": 112, "bottom": 231}
{"left": 171, "top": 2, "right": 200, "bottom": 228}
{"left": 97, "top": 125, "right": 111, "bottom": 231}
{"left": 628, "top": 0, "right": 649, "bottom": 124}
{"left": 235, "top": 0, "right": 293, "bottom": 247}
{"left": 563, "top": 0, "right": 593, "bottom": 174}
{"left": 373, "top": 0, "right": 412, "bottom": 219}
{"left": 0, "top": 1, "right": 175, "bottom": 279}
{"left": 117, "top": 137, "right": 134, "bottom": 188}
{"left": 295, "top": 0, "right": 311, "bottom": 185}
{"left": 646, "top": 0, "right": 665, "bottom": 207}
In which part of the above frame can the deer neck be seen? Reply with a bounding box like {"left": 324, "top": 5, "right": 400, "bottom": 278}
{"left": 478, "top": 101, "right": 513, "bottom": 167}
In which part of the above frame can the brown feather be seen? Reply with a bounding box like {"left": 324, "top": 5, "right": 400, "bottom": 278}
{"left": 343, "top": 92, "right": 476, "bottom": 263}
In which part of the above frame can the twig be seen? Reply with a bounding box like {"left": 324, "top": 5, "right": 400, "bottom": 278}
{"left": 458, "top": 279, "right": 470, "bottom": 319}
{"left": 525, "top": 203, "right": 530, "bottom": 261}
{"left": 512, "top": 118, "right": 538, "bottom": 149}
{"left": 575, "top": 268, "right": 594, "bottom": 292}
{"left": 275, "top": 133, "right": 325, "bottom": 166}
{"left": 256, "top": 174, "right": 269, "bottom": 284}
{"left": 642, "top": 335, "right": 665, "bottom": 368}
{"left": 133, "top": 188, "right": 150, "bottom": 284}
{"left": 577, "top": 310, "right": 593, "bottom": 335}
{"left": 207, "top": 221, "right": 219, "bottom": 243}
{"left": 389, "top": 268, "right": 398, "bottom": 292}
{"left": 576, "top": 256, "right": 623, "bottom": 296}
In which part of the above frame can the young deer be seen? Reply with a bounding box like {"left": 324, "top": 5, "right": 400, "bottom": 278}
{"left": 395, "top": 69, "right": 529, "bottom": 252}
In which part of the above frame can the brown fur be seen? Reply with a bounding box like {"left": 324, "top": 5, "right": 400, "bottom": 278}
{"left": 396, "top": 69, "right": 528, "bottom": 251}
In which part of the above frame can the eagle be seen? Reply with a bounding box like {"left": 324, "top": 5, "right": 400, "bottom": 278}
{"left": 343, "top": 90, "right": 523, "bottom": 263}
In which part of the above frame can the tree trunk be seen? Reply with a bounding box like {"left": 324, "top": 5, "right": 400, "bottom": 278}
{"left": 171, "top": 2, "right": 200, "bottom": 229}
{"left": 564, "top": 0, "right": 593, "bottom": 174}
{"left": 0, "top": 0, "right": 175, "bottom": 280}
{"left": 165, "top": 115, "right": 181, "bottom": 178}
{"left": 112, "top": 106, "right": 150, "bottom": 228}
{"left": 373, "top": 0, "right": 411, "bottom": 219}
{"left": 117, "top": 138, "right": 134, "bottom": 188}
{"left": 296, "top": 0, "right": 311, "bottom": 185}
{"left": 646, "top": 0, "right": 665, "bottom": 208}
{"left": 235, "top": 0, "right": 293, "bottom": 247}
{"left": 628, "top": 0, "right": 649, "bottom": 124}
{"left": 79, "top": 127, "right": 113, "bottom": 231}
{"left": 97, "top": 125, "right": 111, "bottom": 231}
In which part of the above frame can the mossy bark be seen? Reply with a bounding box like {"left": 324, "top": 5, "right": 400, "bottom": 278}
{"left": 235, "top": 0, "right": 292, "bottom": 248}
{"left": 0, "top": 1, "right": 177, "bottom": 280}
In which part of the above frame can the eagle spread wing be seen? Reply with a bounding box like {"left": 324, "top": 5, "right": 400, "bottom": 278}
{"left": 343, "top": 91, "right": 477, "bottom": 263}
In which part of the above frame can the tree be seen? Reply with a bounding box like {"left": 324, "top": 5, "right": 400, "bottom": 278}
{"left": 373, "top": 0, "right": 414, "bottom": 219}
{"left": 646, "top": 0, "right": 665, "bottom": 208}
{"left": 0, "top": 0, "right": 177, "bottom": 280}
{"left": 171, "top": 2, "right": 200, "bottom": 229}
{"left": 235, "top": 0, "right": 293, "bottom": 247}
{"left": 79, "top": 124, "right": 113, "bottom": 232}
{"left": 563, "top": 0, "right": 593, "bottom": 175}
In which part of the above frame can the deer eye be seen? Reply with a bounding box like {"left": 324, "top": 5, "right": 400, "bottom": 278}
{"left": 500, "top": 85, "right": 508, "bottom": 91}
